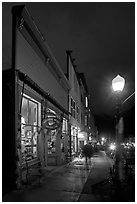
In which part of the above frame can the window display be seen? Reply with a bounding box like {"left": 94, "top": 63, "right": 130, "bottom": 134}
{"left": 62, "top": 118, "right": 68, "bottom": 134}
{"left": 71, "top": 126, "right": 77, "bottom": 155}
{"left": 21, "top": 94, "right": 39, "bottom": 163}
{"left": 47, "top": 129, "right": 57, "bottom": 154}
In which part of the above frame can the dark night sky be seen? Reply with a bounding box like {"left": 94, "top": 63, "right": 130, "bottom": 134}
{"left": 2, "top": 2, "right": 135, "bottom": 116}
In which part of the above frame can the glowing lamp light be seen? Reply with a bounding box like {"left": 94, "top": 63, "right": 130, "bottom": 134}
{"left": 89, "top": 136, "right": 92, "bottom": 141}
{"left": 112, "top": 75, "right": 125, "bottom": 92}
{"left": 110, "top": 143, "right": 116, "bottom": 150}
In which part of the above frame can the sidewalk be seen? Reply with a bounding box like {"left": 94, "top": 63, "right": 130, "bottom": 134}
{"left": 3, "top": 152, "right": 135, "bottom": 202}
{"left": 2, "top": 161, "right": 72, "bottom": 197}
{"left": 2, "top": 157, "right": 92, "bottom": 202}
{"left": 78, "top": 153, "right": 135, "bottom": 202}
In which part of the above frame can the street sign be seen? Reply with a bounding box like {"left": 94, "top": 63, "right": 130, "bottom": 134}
{"left": 42, "top": 112, "right": 61, "bottom": 130}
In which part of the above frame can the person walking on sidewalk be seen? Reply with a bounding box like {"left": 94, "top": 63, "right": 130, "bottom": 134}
{"left": 82, "top": 143, "right": 94, "bottom": 169}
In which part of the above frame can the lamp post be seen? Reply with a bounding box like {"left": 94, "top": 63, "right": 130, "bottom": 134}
{"left": 112, "top": 75, "right": 125, "bottom": 183}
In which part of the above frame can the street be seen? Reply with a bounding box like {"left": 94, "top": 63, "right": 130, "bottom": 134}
{"left": 3, "top": 151, "right": 116, "bottom": 202}
{"left": 2, "top": 3, "right": 135, "bottom": 202}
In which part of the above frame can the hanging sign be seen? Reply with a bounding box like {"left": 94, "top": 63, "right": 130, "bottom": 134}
{"left": 42, "top": 112, "right": 61, "bottom": 130}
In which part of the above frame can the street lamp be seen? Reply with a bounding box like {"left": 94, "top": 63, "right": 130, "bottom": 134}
{"left": 112, "top": 75, "right": 125, "bottom": 92}
{"left": 101, "top": 137, "right": 105, "bottom": 145}
{"left": 112, "top": 75, "right": 125, "bottom": 183}
{"left": 112, "top": 75, "right": 125, "bottom": 138}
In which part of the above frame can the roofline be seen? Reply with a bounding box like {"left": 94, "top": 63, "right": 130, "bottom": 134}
{"left": 12, "top": 5, "right": 71, "bottom": 91}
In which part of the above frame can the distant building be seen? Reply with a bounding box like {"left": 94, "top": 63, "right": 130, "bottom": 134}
{"left": 77, "top": 73, "right": 97, "bottom": 145}
{"left": 66, "top": 51, "right": 95, "bottom": 155}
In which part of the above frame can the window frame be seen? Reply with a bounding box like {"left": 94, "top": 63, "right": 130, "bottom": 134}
{"left": 21, "top": 93, "right": 41, "bottom": 163}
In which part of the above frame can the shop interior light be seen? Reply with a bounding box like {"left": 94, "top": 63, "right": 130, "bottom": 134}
{"left": 78, "top": 132, "right": 84, "bottom": 138}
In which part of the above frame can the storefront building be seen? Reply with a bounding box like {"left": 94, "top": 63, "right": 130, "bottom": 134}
{"left": 66, "top": 51, "right": 92, "bottom": 157}
{"left": 77, "top": 73, "right": 92, "bottom": 148}
{"left": 3, "top": 5, "right": 70, "bottom": 193}
{"left": 16, "top": 71, "right": 70, "bottom": 167}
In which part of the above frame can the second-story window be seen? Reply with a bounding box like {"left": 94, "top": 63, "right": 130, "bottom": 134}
{"left": 73, "top": 101, "right": 76, "bottom": 118}
{"left": 70, "top": 97, "right": 76, "bottom": 118}
{"left": 85, "top": 115, "right": 88, "bottom": 126}
{"left": 71, "top": 98, "right": 73, "bottom": 116}
{"left": 85, "top": 97, "right": 88, "bottom": 108}
{"left": 76, "top": 107, "right": 79, "bottom": 121}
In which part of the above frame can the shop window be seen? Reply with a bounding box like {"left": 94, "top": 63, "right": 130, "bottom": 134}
{"left": 21, "top": 94, "right": 40, "bottom": 163}
{"left": 46, "top": 109, "right": 59, "bottom": 155}
{"left": 62, "top": 118, "right": 68, "bottom": 134}
{"left": 61, "top": 118, "right": 68, "bottom": 153}
{"left": 71, "top": 126, "right": 77, "bottom": 155}
{"left": 61, "top": 140, "right": 65, "bottom": 152}
{"left": 47, "top": 129, "right": 57, "bottom": 154}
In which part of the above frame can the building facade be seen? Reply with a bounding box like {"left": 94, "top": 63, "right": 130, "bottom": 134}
{"left": 3, "top": 5, "right": 97, "bottom": 195}
{"left": 66, "top": 51, "right": 94, "bottom": 157}
{"left": 77, "top": 73, "right": 92, "bottom": 148}
{"left": 3, "top": 5, "right": 71, "bottom": 193}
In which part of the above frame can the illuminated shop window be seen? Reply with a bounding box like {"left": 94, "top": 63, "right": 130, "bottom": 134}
{"left": 47, "top": 109, "right": 59, "bottom": 155}
{"left": 61, "top": 117, "right": 68, "bottom": 153}
{"left": 71, "top": 126, "right": 78, "bottom": 155}
{"left": 21, "top": 94, "right": 40, "bottom": 163}
{"left": 62, "top": 118, "right": 68, "bottom": 134}
{"left": 47, "top": 129, "right": 57, "bottom": 154}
